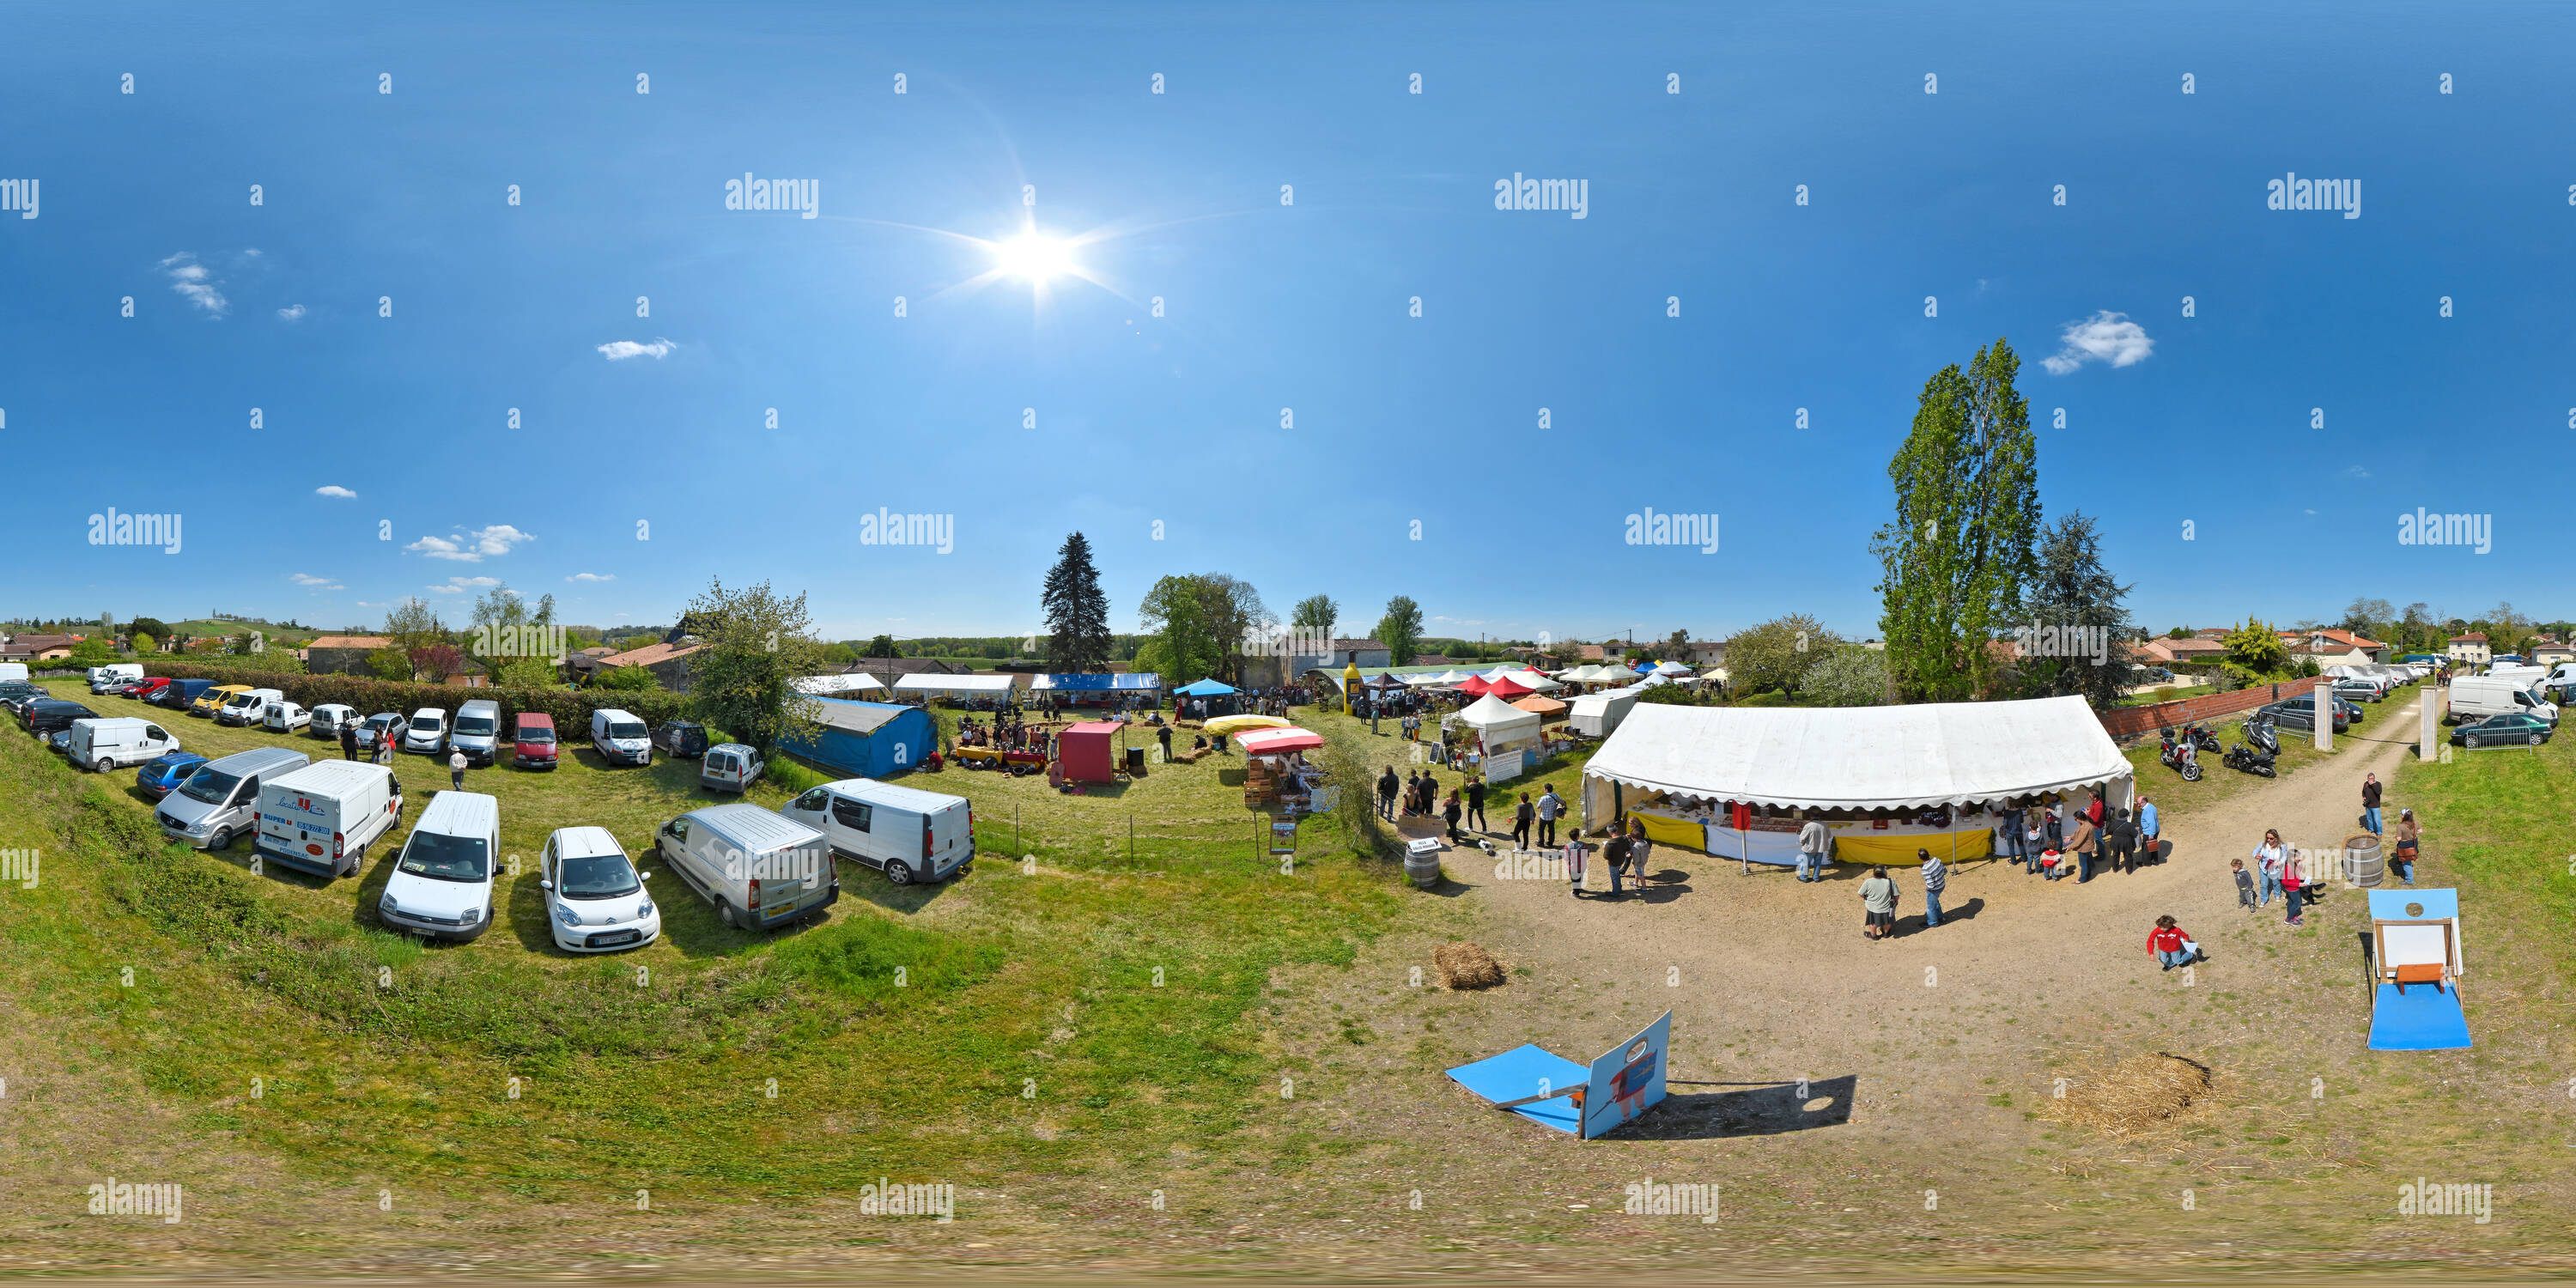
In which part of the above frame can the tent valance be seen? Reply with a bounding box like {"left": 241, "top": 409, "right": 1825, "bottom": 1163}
{"left": 1237, "top": 726, "right": 1324, "bottom": 756}
{"left": 1584, "top": 695, "right": 2128, "bottom": 811}
{"left": 795, "top": 672, "right": 886, "bottom": 695}
{"left": 894, "top": 673, "right": 1017, "bottom": 695}
{"left": 1175, "top": 678, "right": 1238, "bottom": 696}
{"left": 1031, "top": 672, "right": 1162, "bottom": 691}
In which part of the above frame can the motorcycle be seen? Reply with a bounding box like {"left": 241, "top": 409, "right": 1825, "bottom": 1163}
{"left": 2243, "top": 716, "right": 2281, "bottom": 756}
{"left": 2183, "top": 721, "right": 2223, "bottom": 754}
{"left": 2222, "top": 737, "right": 2277, "bottom": 777}
{"left": 2158, "top": 727, "right": 2203, "bottom": 781}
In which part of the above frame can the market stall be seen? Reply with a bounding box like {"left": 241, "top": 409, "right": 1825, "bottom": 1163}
{"left": 1567, "top": 686, "right": 1639, "bottom": 737}
{"left": 1579, "top": 696, "right": 2133, "bottom": 867}
{"left": 893, "top": 673, "right": 1018, "bottom": 705}
{"left": 1445, "top": 692, "right": 1544, "bottom": 761}
{"left": 1173, "top": 677, "right": 1242, "bottom": 720}
{"left": 1238, "top": 726, "right": 1327, "bottom": 808}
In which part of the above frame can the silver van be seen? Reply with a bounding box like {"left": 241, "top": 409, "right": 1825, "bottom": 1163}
{"left": 448, "top": 699, "right": 505, "bottom": 767}
{"left": 156, "top": 745, "right": 313, "bottom": 851}
{"left": 653, "top": 803, "right": 835, "bottom": 931}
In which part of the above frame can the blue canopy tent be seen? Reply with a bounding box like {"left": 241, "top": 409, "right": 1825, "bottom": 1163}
{"left": 780, "top": 698, "right": 935, "bottom": 778}
{"left": 1029, "top": 672, "right": 1163, "bottom": 708}
{"left": 1174, "top": 677, "right": 1241, "bottom": 719}
{"left": 1174, "top": 678, "right": 1237, "bottom": 696}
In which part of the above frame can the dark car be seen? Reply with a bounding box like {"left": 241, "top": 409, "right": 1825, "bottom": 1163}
{"left": 2453, "top": 712, "right": 2551, "bottom": 749}
{"left": 2259, "top": 697, "right": 2352, "bottom": 734}
{"left": 652, "top": 720, "right": 709, "bottom": 759}
{"left": 46, "top": 728, "right": 73, "bottom": 755}
{"left": 22, "top": 699, "right": 99, "bottom": 736}
{"left": 0, "top": 683, "right": 46, "bottom": 710}
{"left": 156, "top": 678, "right": 214, "bottom": 710}
{"left": 137, "top": 750, "right": 212, "bottom": 799}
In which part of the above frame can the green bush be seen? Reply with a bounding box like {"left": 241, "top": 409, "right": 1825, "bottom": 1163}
{"left": 126, "top": 659, "right": 690, "bottom": 729}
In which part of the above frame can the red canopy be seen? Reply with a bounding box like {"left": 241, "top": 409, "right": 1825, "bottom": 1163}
{"left": 1237, "top": 726, "right": 1325, "bottom": 756}
{"left": 1483, "top": 676, "right": 1533, "bottom": 698}
{"left": 1455, "top": 676, "right": 1492, "bottom": 696}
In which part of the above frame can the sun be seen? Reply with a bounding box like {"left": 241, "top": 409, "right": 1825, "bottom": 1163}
{"left": 992, "top": 232, "right": 1076, "bottom": 282}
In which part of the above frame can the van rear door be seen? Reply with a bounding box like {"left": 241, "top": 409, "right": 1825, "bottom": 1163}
{"left": 259, "top": 783, "right": 341, "bottom": 867}
{"left": 752, "top": 841, "right": 828, "bottom": 920}
{"left": 929, "top": 799, "right": 972, "bottom": 876}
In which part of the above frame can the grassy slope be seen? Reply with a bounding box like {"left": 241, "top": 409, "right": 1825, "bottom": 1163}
{"left": 0, "top": 680, "right": 1400, "bottom": 1216}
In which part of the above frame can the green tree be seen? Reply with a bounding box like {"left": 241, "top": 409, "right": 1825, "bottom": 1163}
{"left": 1134, "top": 574, "right": 1224, "bottom": 684}
{"left": 492, "top": 655, "right": 559, "bottom": 689}
{"left": 1291, "top": 594, "right": 1340, "bottom": 639}
{"left": 821, "top": 641, "right": 860, "bottom": 666}
{"left": 1372, "top": 595, "right": 1425, "bottom": 666}
{"left": 1041, "top": 532, "right": 1113, "bottom": 674}
{"left": 1802, "top": 645, "right": 1889, "bottom": 707}
{"left": 863, "top": 634, "right": 900, "bottom": 659}
{"left": 2219, "top": 618, "right": 2297, "bottom": 686}
{"left": 367, "top": 647, "right": 413, "bottom": 682}
{"left": 131, "top": 633, "right": 158, "bottom": 654}
{"left": 1199, "top": 574, "right": 1271, "bottom": 683}
{"left": 2014, "top": 511, "right": 2136, "bottom": 709}
{"left": 383, "top": 597, "right": 446, "bottom": 659}
{"left": 594, "top": 664, "right": 660, "bottom": 691}
{"left": 1871, "top": 338, "right": 2042, "bottom": 702}
{"left": 127, "top": 617, "right": 171, "bottom": 643}
{"left": 64, "top": 637, "right": 118, "bottom": 666}
{"left": 1728, "top": 614, "right": 1840, "bottom": 696}
{"left": 680, "top": 578, "right": 829, "bottom": 756}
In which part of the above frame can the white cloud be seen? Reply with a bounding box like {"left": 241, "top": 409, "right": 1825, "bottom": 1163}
{"left": 289, "top": 573, "right": 344, "bottom": 590}
{"left": 314, "top": 484, "right": 357, "bottom": 499}
{"left": 2344, "top": 465, "right": 2372, "bottom": 480}
{"left": 407, "top": 525, "right": 535, "bottom": 562}
{"left": 598, "top": 337, "right": 677, "bottom": 361}
{"left": 276, "top": 304, "right": 307, "bottom": 321}
{"left": 158, "top": 252, "right": 228, "bottom": 316}
{"left": 2041, "top": 310, "right": 2154, "bottom": 375}
{"left": 567, "top": 572, "right": 616, "bottom": 582}
{"left": 427, "top": 575, "right": 503, "bottom": 595}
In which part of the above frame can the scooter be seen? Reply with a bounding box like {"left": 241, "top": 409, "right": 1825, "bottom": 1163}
{"left": 2222, "top": 734, "right": 2277, "bottom": 777}
{"left": 2159, "top": 728, "right": 2203, "bottom": 781}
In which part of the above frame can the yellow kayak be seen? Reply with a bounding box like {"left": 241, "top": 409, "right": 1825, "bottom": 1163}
{"left": 1203, "top": 714, "right": 1291, "bottom": 736}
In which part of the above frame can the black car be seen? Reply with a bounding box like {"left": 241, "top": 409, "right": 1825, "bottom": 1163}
{"left": 22, "top": 699, "right": 100, "bottom": 736}
{"left": 2452, "top": 713, "right": 2552, "bottom": 749}
{"left": 2259, "top": 697, "right": 2352, "bottom": 734}
{"left": 652, "top": 720, "right": 709, "bottom": 759}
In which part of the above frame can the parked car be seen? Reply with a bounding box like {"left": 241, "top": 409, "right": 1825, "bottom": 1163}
{"left": 401, "top": 708, "right": 449, "bottom": 756}
{"left": 779, "top": 778, "right": 974, "bottom": 885}
{"left": 87, "top": 663, "right": 143, "bottom": 691}
{"left": 2331, "top": 679, "right": 2383, "bottom": 703}
{"left": 355, "top": 711, "right": 409, "bottom": 754}
{"left": 157, "top": 678, "right": 214, "bottom": 711}
{"left": 121, "top": 677, "right": 173, "bottom": 702}
{"left": 216, "top": 687, "right": 287, "bottom": 727}
{"left": 591, "top": 708, "right": 652, "bottom": 767}
{"left": 155, "top": 746, "right": 312, "bottom": 851}
{"left": 264, "top": 700, "right": 313, "bottom": 733}
{"left": 540, "top": 825, "right": 660, "bottom": 953}
{"left": 309, "top": 703, "right": 361, "bottom": 738}
{"left": 192, "top": 683, "right": 250, "bottom": 718}
{"left": 700, "top": 743, "right": 765, "bottom": 794}
{"left": 69, "top": 716, "right": 181, "bottom": 772}
{"left": 46, "top": 728, "right": 72, "bottom": 755}
{"left": 22, "top": 699, "right": 100, "bottom": 737}
{"left": 653, "top": 803, "right": 835, "bottom": 931}
{"left": 377, "top": 790, "right": 499, "bottom": 940}
{"left": 137, "top": 750, "right": 211, "bottom": 799}
{"left": 2259, "top": 696, "right": 2351, "bottom": 734}
{"left": 512, "top": 712, "right": 559, "bottom": 769}
{"left": 653, "top": 720, "right": 709, "bottom": 759}
{"left": 2452, "top": 712, "right": 2553, "bottom": 749}
{"left": 256, "top": 760, "right": 405, "bottom": 878}
{"left": 2449, "top": 676, "right": 2556, "bottom": 725}
{"left": 447, "top": 699, "right": 504, "bottom": 767}
{"left": 0, "top": 682, "right": 46, "bottom": 710}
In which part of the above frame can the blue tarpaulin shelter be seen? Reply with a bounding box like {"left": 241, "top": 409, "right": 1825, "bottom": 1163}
{"left": 1030, "top": 673, "right": 1162, "bottom": 692}
{"left": 1175, "top": 678, "right": 1238, "bottom": 696}
{"left": 780, "top": 698, "right": 934, "bottom": 778}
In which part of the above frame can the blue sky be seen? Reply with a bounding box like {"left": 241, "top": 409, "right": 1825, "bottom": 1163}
{"left": 5, "top": 1, "right": 2570, "bottom": 644}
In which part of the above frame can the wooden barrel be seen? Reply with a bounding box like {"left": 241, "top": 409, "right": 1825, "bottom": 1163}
{"left": 2343, "top": 833, "right": 2385, "bottom": 887}
{"left": 1403, "top": 851, "right": 1443, "bottom": 890}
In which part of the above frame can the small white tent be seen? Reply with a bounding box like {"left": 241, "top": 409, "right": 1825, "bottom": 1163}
{"left": 1447, "top": 692, "right": 1542, "bottom": 753}
{"left": 1568, "top": 688, "right": 1640, "bottom": 738}
{"left": 1501, "top": 668, "right": 1563, "bottom": 692}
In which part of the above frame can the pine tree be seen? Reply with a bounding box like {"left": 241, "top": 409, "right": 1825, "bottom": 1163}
{"left": 1042, "top": 532, "right": 1111, "bottom": 674}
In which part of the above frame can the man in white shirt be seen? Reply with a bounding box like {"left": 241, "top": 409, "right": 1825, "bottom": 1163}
{"left": 1796, "top": 812, "right": 1831, "bottom": 883}
{"left": 1535, "top": 785, "right": 1564, "bottom": 848}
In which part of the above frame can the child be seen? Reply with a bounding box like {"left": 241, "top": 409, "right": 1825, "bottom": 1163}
{"left": 2038, "top": 848, "right": 2064, "bottom": 880}
{"left": 1564, "top": 835, "right": 1590, "bottom": 898}
{"left": 2233, "top": 857, "right": 2257, "bottom": 910}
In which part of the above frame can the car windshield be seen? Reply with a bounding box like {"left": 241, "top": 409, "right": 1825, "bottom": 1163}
{"left": 224, "top": 693, "right": 257, "bottom": 707}
{"left": 413, "top": 716, "right": 443, "bottom": 731}
{"left": 454, "top": 717, "right": 496, "bottom": 736}
{"left": 610, "top": 721, "right": 647, "bottom": 740}
{"left": 558, "top": 851, "right": 641, "bottom": 898}
{"left": 398, "top": 831, "right": 490, "bottom": 882}
{"left": 179, "top": 768, "right": 243, "bottom": 805}
{"left": 519, "top": 727, "right": 556, "bottom": 744}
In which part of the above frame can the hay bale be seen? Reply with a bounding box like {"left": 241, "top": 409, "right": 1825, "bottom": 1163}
{"left": 2048, "top": 1051, "right": 2215, "bottom": 1139}
{"left": 1433, "top": 941, "right": 1506, "bottom": 990}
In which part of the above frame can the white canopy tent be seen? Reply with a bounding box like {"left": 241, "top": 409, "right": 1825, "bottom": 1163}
{"left": 1445, "top": 692, "right": 1543, "bottom": 753}
{"left": 795, "top": 672, "right": 887, "bottom": 696}
{"left": 1500, "top": 668, "right": 1563, "bottom": 692}
{"left": 893, "top": 673, "right": 1017, "bottom": 696}
{"left": 1650, "top": 659, "right": 1695, "bottom": 677}
{"left": 1568, "top": 688, "right": 1640, "bottom": 738}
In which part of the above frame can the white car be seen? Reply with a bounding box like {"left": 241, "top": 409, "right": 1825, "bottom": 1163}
{"left": 402, "top": 708, "right": 449, "bottom": 756}
{"left": 264, "top": 700, "right": 313, "bottom": 732}
{"left": 541, "top": 825, "right": 660, "bottom": 953}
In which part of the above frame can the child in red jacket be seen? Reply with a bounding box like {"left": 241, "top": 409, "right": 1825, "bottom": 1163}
{"left": 2148, "top": 915, "right": 2198, "bottom": 970}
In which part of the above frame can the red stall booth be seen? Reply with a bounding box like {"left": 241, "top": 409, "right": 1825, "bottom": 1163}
{"left": 1055, "top": 720, "right": 1128, "bottom": 785}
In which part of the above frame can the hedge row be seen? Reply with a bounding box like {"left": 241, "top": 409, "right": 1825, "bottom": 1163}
{"left": 116, "top": 661, "right": 694, "bottom": 731}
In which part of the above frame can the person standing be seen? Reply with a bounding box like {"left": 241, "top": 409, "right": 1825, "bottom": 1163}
{"left": 1604, "top": 829, "right": 1631, "bottom": 896}
{"left": 1536, "top": 784, "right": 1563, "bottom": 848}
{"left": 1513, "top": 792, "right": 1534, "bottom": 850}
{"left": 2023, "top": 808, "right": 2047, "bottom": 875}
{"left": 2232, "top": 858, "right": 2257, "bottom": 911}
{"left": 339, "top": 721, "right": 358, "bottom": 762}
{"left": 2137, "top": 795, "right": 2160, "bottom": 866}
{"left": 2148, "top": 915, "right": 2196, "bottom": 970}
{"left": 1919, "top": 848, "right": 1947, "bottom": 928}
{"left": 1158, "top": 723, "right": 1174, "bottom": 762}
{"left": 2065, "top": 812, "right": 2099, "bottom": 883}
{"left": 1859, "top": 866, "right": 1899, "bottom": 939}
{"left": 2045, "top": 796, "right": 2067, "bottom": 852}
{"left": 2253, "top": 829, "right": 2287, "bottom": 906}
{"left": 2391, "top": 808, "right": 2421, "bottom": 885}
{"left": 448, "top": 747, "right": 466, "bottom": 791}
{"left": 1377, "top": 766, "right": 1400, "bottom": 821}
{"left": 2085, "top": 791, "right": 2105, "bottom": 831}
{"left": 2106, "top": 807, "right": 2139, "bottom": 875}
{"left": 2281, "top": 846, "right": 2307, "bottom": 927}
{"left": 1796, "top": 812, "right": 1830, "bottom": 884}
{"left": 2361, "top": 773, "right": 2384, "bottom": 835}
{"left": 1994, "top": 805, "right": 2022, "bottom": 871}
{"left": 1441, "top": 789, "right": 1463, "bottom": 844}
{"left": 1466, "top": 776, "right": 1488, "bottom": 833}
{"left": 1564, "top": 832, "right": 1590, "bottom": 898}
{"left": 1625, "top": 817, "right": 1652, "bottom": 890}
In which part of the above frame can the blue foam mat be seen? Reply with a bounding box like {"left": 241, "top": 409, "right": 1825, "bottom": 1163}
{"left": 1445, "top": 1043, "right": 1591, "bottom": 1135}
{"left": 2369, "top": 982, "right": 2472, "bottom": 1050}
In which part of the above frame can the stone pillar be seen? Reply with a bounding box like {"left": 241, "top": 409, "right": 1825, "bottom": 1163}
{"left": 2314, "top": 679, "right": 2332, "bottom": 751}
{"left": 2420, "top": 674, "right": 2440, "bottom": 760}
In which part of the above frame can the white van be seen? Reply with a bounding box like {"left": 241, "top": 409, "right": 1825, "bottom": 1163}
{"left": 780, "top": 778, "right": 974, "bottom": 885}
{"left": 448, "top": 699, "right": 504, "bottom": 767}
{"left": 156, "top": 746, "right": 312, "bottom": 851}
{"left": 216, "top": 687, "right": 287, "bottom": 727}
{"left": 402, "top": 708, "right": 449, "bottom": 756}
{"left": 264, "top": 700, "right": 312, "bottom": 732}
{"left": 255, "top": 760, "right": 404, "bottom": 878}
{"left": 69, "top": 716, "right": 179, "bottom": 772}
{"left": 700, "top": 743, "right": 765, "bottom": 794}
{"left": 310, "top": 703, "right": 361, "bottom": 738}
{"left": 378, "top": 791, "right": 500, "bottom": 940}
{"left": 654, "top": 803, "right": 835, "bottom": 930}
{"left": 591, "top": 708, "right": 652, "bottom": 767}
{"left": 87, "top": 663, "right": 143, "bottom": 688}
{"left": 2449, "top": 676, "right": 2556, "bottom": 725}
{"left": 0, "top": 662, "right": 28, "bottom": 684}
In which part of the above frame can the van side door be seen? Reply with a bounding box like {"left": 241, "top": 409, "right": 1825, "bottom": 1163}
{"left": 829, "top": 794, "right": 882, "bottom": 869}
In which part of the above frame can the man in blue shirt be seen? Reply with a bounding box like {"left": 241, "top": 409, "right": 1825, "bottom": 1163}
{"left": 2137, "top": 795, "right": 2160, "bottom": 866}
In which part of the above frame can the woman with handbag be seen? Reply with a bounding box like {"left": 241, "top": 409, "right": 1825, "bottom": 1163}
{"left": 2392, "top": 809, "right": 2421, "bottom": 885}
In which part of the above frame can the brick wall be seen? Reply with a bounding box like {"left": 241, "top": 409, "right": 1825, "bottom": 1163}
{"left": 2098, "top": 677, "right": 2323, "bottom": 742}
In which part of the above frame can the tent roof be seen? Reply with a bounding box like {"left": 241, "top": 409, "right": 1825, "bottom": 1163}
{"left": 1510, "top": 695, "right": 1568, "bottom": 714}
{"left": 811, "top": 697, "right": 916, "bottom": 734}
{"left": 1501, "top": 668, "right": 1562, "bottom": 691}
{"left": 1175, "top": 678, "right": 1238, "bottom": 696}
{"left": 893, "top": 673, "right": 1016, "bottom": 694}
{"left": 1484, "top": 676, "right": 1534, "bottom": 698}
{"left": 1032, "top": 672, "right": 1162, "bottom": 691}
{"left": 1452, "top": 693, "right": 1543, "bottom": 732}
{"left": 1237, "top": 726, "right": 1324, "bottom": 756}
{"left": 1568, "top": 690, "right": 1639, "bottom": 714}
{"left": 1060, "top": 720, "right": 1127, "bottom": 737}
{"left": 1583, "top": 695, "right": 2129, "bottom": 811}
{"left": 795, "top": 672, "right": 886, "bottom": 695}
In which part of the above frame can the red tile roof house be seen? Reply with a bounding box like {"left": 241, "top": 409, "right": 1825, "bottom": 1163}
{"left": 594, "top": 640, "right": 706, "bottom": 693}
{"left": 2279, "top": 629, "right": 2389, "bottom": 665}
{"left": 304, "top": 635, "right": 394, "bottom": 675}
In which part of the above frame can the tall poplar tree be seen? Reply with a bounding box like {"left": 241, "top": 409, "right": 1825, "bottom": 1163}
{"left": 1872, "top": 338, "right": 2042, "bottom": 702}
{"left": 1041, "top": 532, "right": 1111, "bottom": 674}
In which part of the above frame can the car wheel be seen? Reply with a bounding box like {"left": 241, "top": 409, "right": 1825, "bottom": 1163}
{"left": 210, "top": 828, "right": 233, "bottom": 852}
{"left": 719, "top": 901, "right": 743, "bottom": 929}
{"left": 2530, "top": 733, "right": 2544, "bottom": 747}
{"left": 2465, "top": 735, "right": 2481, "bottom": 748}
{"left": 885, "top": 860, "right": 915, "bottom": 885}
